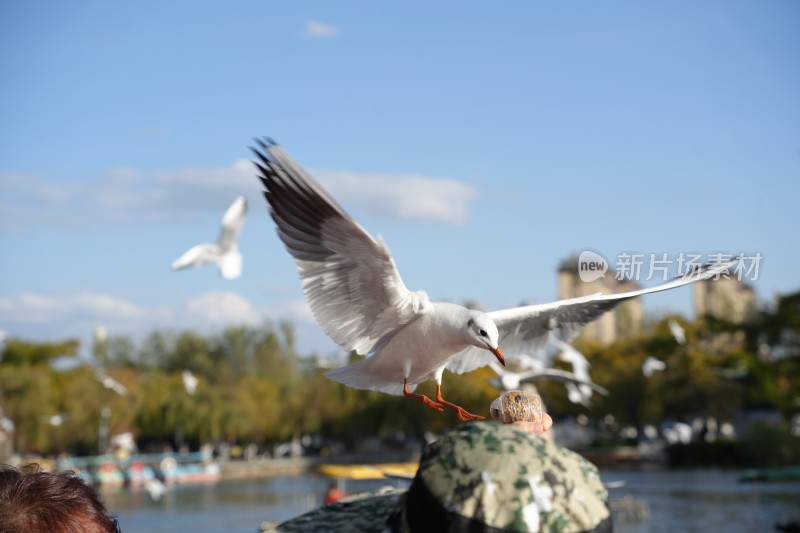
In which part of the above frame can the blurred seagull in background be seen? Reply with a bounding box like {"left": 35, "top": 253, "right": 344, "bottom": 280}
{"left": 554, "top": 340, "right": 598, "bottom": 406}
{"left": 94, "top": 370, "right": 129, "bottom": 397}
{"left": 0, "top": 415, "right": 14, "bottom": 434}
{"left": 668, "top": 319, "right": 687, "bottom": 345}
{"left": 182, "top": 370, "right": 199, "bottom": 395}
{"left": 252, "top": 138, "right": 738, "bottom": 421}
{"left": 642, "top": 356, "right": 667, "bottom": 377}
{"left": 145, "top": 478, "right": 167, "bottom": 502}
{"left": 171, "top": 196, "right": 248, "bottom": 280}
{"left": 41, "top": 414, "right": 68, "bottom": 426}
{"left": 487, "top": 359, "right": 609, "bottom": 400}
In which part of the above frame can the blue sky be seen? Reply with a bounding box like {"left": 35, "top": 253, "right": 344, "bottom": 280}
{"left": 1, "top": 1, "right": 798, "bottom": 358}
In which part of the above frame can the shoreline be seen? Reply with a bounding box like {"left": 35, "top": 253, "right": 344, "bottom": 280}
{"left": 218, "top": 452, "right": 420, "bottom": 480}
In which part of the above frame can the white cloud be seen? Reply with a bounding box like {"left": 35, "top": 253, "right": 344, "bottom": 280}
{"left": 0, "top": 172, "right": 71, "bottom": 204}
{"left": 184, "top": 290, "right": 262, "bottom": 326}
{"left": 302, "top": 19, "right": 340, "bottom": 39}
{"left": 0, "top": 289, "right": 344, "bottom": 358}
{"left": 0, "top": 172, "right": 74, "bottom": 232}
{"left": 315, "top": 170, "right": 477, "bottom": 225}
{"left": 0, "top": 160, "right": 255, "bottom": 232}
{"left": 0, "top": 158, "right": 477, "bottom": 232}
{"left": 0, "top": 291, "right": 152, "bottom": 324}
{"left": 100, "top": 160, "right": 255, "bottom": 215}
{"left": 0, "top": 292, "right": 169, "bottom": 349}
{"left": 0, "top": 290, "right": 266, "bottom": 352}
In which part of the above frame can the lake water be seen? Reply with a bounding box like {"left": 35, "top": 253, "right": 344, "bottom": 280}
{"left": 104, "top": 468, "right": 800, "bottom": 533}
{"left": 602, "top": 468, "right": 800, "bottom": 533}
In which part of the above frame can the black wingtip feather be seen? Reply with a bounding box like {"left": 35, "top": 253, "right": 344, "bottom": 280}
{"left": 253, "top": 137, "right": 277, "bottom": 149}
{"left": 251, "top": 140, "right": 281, "bottom": 193}
{"left": 250, "top": 138, "right": 278, "bottom": 164}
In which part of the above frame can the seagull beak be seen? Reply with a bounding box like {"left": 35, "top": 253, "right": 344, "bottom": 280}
{"left": 491, "top": 347, "right": 505, "bottom": 367}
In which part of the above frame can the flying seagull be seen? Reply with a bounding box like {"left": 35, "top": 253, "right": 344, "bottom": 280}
{"left": 171, "top": 196, "right": 248, "bottom": 280}
{"left": 642, "top": 356, "right": 667, "bottom": 377}
{"left": 554, "top": 340, "right": 599, "bottom": 406}
{"left": 94, "top": 370, "right": 129, "bottom": 397}
{"left": 252, "top": 138, "right": 737, "bottom": 420}
{"left": 182, "top": 370, "right": 199, "bottom": 395}
{"left": 486, "top": 360, "right": 609, "bottom": 400}
{"left": 668, "top": 319, "right": 686, "bottom": 345}
{"left": 42, "top": 414, "right": 68, "bottom": 427}
{"left": 0, "top": 415, "right": 14, "bottom": 434}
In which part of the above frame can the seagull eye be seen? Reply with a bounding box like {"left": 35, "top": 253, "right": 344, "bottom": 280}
{"left": 479, "top": 329, "right": 488, "bottom": 337}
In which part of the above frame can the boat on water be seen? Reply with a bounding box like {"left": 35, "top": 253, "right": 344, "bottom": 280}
{"left": 739, "top": 465, "right": 800, "bottom": 482}
{"left": 126, "top": 460, "right": 158, "bottom": 487}
{"left": 158, "top": 455, "right": 221, "bottom": 484}
{"left": 317, "top": 462, "right": 418, "bottom": 481}
{"left": 56, "top": 452, "right": 221, "bottom": 487}
{"left": 95, "top": 460, "right": 125, "bottom": 487}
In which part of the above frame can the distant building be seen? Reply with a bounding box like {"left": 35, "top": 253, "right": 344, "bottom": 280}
{"left": 558, "top": 255, "right": 644, "bottom": 344}
{"left": 694, "top": 277, "right": 756, "bottom": 324}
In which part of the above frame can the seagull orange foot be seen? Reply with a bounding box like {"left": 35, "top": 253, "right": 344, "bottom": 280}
{"left": 453, "top": 408, "right": 485, "bottom": 421}
{"left": 435, "top": 385, "right": 485, "bottom": 421}
{"left": 403, "top": 379, "right": 445, "bottom": 412}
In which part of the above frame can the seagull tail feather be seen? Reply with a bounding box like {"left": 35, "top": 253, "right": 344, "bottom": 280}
{"left": 324, "top": 362, "right": 406, "bottom": 396}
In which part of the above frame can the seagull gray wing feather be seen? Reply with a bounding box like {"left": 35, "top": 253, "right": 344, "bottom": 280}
{"left": 252, "top": 139, "right": 429, "bottom": 355}
{"left": 447, "top": 259, "right": 737, "bottom": 374}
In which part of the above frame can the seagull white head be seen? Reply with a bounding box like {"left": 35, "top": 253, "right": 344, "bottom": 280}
{"left": 467, "top": 313, "right": 505, "bottom": 366}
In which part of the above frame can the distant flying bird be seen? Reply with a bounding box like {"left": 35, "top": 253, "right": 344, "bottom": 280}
{"left": 563, "top": 382, "right": 591, "bottom": 407}
{"left": 663, "top": 422, "right": 693, "bottom": 444}
{"left": 0, "top": 416, "right": 14, "bottom": 434}
{"left": 145, "top": 478, "right": 167, "bottom": 501}
{"left": 94, "top": 370, "right": 129, "bottom": 396}
{"left": 252, "top": 138, "right": 738, "bottom": 421}
{"left": 554, "top": 340, "right": 598, "bottom": 406}
{"left": 110, "top": 432, "right": 137, "bottom": 453}
{"left": 668, "top": 319, "right": 686, "bottom": 345}
{"left": 42, "top": 414, "right": 68, "bottom": 426}
{"left": 182, "top": 370, "right": 199, "bottom": 395}
{"left": 642, "top": 356, "right": 667, "bottom": 377}
{"left": 487, "top": 360, "right": 609, "bottom": 399}
{"left": 171, "top": 196, "right": 248, "bottom": 280}
{"left": 487, "top": 358, "right": 546, "bottom": 390}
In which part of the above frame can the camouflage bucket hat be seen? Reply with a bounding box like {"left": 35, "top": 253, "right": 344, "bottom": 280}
{"left": 267, "top": 422, "right": 611, "bottom": 532}
{"left": 262, "top": 487, "right": 404, "bottom": 532}
{"left": 387, "top": 422, "right": 611, "bottom": 533}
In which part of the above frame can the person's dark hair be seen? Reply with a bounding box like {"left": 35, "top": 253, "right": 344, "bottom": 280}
{"left": 0, "top": 463, "right": 117, "bottom": 533}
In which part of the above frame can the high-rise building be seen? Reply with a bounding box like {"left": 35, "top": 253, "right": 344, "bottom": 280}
{"left": 557, "top": 255, "right": 644, "bottom": 344}
{"left": 694, "top": 277, "right": 756, "bottom": 324}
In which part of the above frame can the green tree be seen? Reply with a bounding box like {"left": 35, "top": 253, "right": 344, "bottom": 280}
{"left": 1, "top": 338, "right": 80, "bottom": 366}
